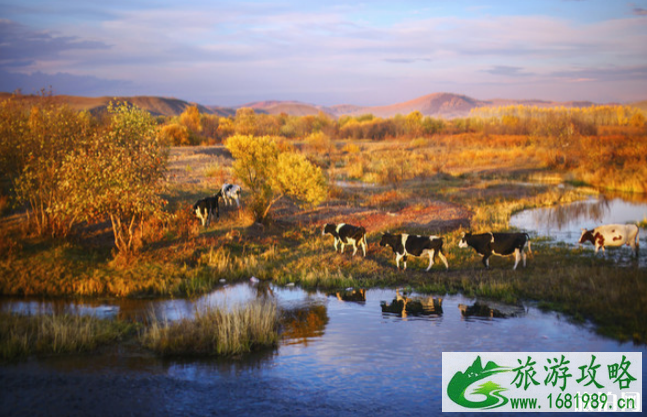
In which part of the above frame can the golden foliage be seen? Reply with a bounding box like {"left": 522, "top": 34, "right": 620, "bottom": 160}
{"left": 225, "top": 134, "right": 327, "bottom": 221}
{"left": 160, "top": 123, "right": 190, "bottom": 146}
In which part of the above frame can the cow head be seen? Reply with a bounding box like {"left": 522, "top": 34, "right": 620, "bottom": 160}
{"left": 322, "top": 223, "right": 336, "bottom": 236}
{"left": 379, "top": 233, "right": 394, "bottom": 248}
{"left": 458, "top": 232, "right": 471, "bottom": 248}
{"left": 578, "top": 228, "right": 595, "bottom": 245}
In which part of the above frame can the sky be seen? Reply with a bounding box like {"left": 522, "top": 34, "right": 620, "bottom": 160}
{"left": 1, "top": 0, "right": 646, "bottom": 107}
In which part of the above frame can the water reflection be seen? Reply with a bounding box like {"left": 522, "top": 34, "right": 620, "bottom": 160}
{"left": 510, "top": 197, "right": 647, "bottom": 244}
{"left": 528, "top": 198, "right": 611, "bottom": 231}
{"left": 0, "top": 281, "right": 283, "bottom": 323}
{"left": 458, "top": 301, "right": 527, "bottom": 319}
{"left": 380, "top": 289, "right": 443, "bottom": 318}
{"left": 280, "top": 304, "right": 329, "bottom": 346}
{"left": 328, "top": 288, "right": 366, "bottom": 303}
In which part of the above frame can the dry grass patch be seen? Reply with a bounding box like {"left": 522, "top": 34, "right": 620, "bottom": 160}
{"left": 141, "top": 300, "right": 279, "bottom": 356}
{"left": 0, "top": 312, "right": 136, "bottom": 360}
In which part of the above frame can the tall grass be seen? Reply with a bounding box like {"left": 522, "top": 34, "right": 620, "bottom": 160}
{"left": 141, "top": 300, "right": 279, "bottom": 356}
{"left": 0, "top": 312, "right": 136, "bottom": 360}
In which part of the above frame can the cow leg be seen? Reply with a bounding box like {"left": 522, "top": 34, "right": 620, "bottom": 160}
{"left": 426, "top": 250, "right": 435, "bottom": 272}
{"left": 522, "top": 248, "right": 527, "bottom": 267}
{"left": 333, "top": 238, "right": 340, "bottom": 252}
{"left": 351, "top": 242, "right": 358, "bottom": 257}
{"left": 482, "top": 253, "right": 491, "bottom": 268}
{"left": 402, "top": 254, "right": 407, "bottom": 271}
{"left": 340, "top": 242, "right": 346, "bottom": 254}
{"left": 395, "top": 253, "right": 404, "bottom": 269}
{"left": 437, "top": 249, "right": 449, "bottom": 269}
{"left": 512, "top": 248, "right": 520, "bottom": 270}
{"left": 360, "top": 239, "right": 367, "bottom": 257}
{"left": 196, "top": 208, "right": 207, "bottom": 226}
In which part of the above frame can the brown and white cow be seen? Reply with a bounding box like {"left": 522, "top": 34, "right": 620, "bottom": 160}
{"left": 578, "top": 224, "right": 639, "bottom": 256}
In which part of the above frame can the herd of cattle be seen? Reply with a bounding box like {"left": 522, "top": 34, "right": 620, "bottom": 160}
{"left": 194, "top": 186, "right": 640, "bottom": 270}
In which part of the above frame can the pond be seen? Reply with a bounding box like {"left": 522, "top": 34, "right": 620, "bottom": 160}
{"left": 1, "top": 282, "right": 645, "bottom": 416}
{"left": 510, "top": 196, "right": 647, "bottom": 264}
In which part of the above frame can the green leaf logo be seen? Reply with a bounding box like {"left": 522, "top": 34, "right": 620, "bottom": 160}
{"left": 447, "top": 356, "right": 511, "bottom": 409}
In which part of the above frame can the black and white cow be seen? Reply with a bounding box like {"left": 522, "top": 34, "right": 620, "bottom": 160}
{"left": 193, "top": 195, "right": 220, "bottom": 227}
{"left": 322, "top": 223, "right": 367, "bottom": 257}
{"left": 578, "top": 224, "right": 639, "bottom": 256}
{"left": 458, "top": 232, "right": 531, "bottom": 270}
{"left": 378, "top": 233, "right": 449, "bottom": 271}
{"left": 221, "top": 183, "right": 242, "bottom": 208}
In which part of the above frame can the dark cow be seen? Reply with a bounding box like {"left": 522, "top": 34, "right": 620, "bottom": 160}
{"left": 322, "top": 223, "right": 367, "bottom": 257}
{"left": 378, "top": 233, "right": 449, "bottom": 271}
{"left": 193, "top": 195, "right": 220, "bottom": 227}
{"left": 578, "top": 224, "right": 639, "bottom": 256}
{"left": 458, "top": 232, "right": 531, "bottom": 269}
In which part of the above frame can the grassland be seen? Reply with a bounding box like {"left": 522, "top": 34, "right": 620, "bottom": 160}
{"left": 1, "top": 130, "right": 647, "bottom": 354}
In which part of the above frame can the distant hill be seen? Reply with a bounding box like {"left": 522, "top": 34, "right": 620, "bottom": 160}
{"left": 229, "top": 100, "right": 335, "bottom": 117}
{"left": 630, "top": 100, "right": 647, "bottom": 112}
{"left": 335, "top": 92, "right": 489, "bottom": 118}
{"left": 329, "top": 93, "right": 603, "bottom": 119}
{"left": 0, "top": 93, "right": 212, "bottom": 117}
{"left": 2, "top": 91, "right": 644, "bottom": 119}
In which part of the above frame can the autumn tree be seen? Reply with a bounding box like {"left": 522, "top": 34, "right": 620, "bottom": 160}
{"left": 160, "top": 123, "right": 190, "bottom": 146}
{"left": 405, "top": 111, "right": 423, "bottom": 137}
{"left": 179, "top": 105, "right": 202, "bottom": 133}
{"left": 0, "top": 92, "right": 95, "bottom": 236}
{"left": 235, "top": 108, "right": 257, "bottom": 136}
{"left": 59, "top": 102, "right": 168, "bottom": 255}
{"left": 225, "top": 134, "right": 326, "bottom": 222}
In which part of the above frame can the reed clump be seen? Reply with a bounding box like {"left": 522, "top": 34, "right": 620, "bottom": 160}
{"left": 141, "top": 300, "right": 279, "bottom": 356}
{"left": 0, "top": 312, "right": 136, "bottom": 360}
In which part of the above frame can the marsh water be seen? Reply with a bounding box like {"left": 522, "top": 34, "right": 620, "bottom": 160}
{"left": 2, "top": 194, "right": 647, "bottom": 416}
{"left": 2, "top": 283, "right": 646, "bottom": 416}
{"left": 510, "top": 196, "right": 647, "bottom": 265}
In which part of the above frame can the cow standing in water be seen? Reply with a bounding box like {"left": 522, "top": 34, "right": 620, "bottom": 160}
{"left": 379, "top": 233, "right": 449, "bottom": 271}
{"left": 458, "top": 232, "right": 531, "bottom": 270}
{"left": 578, "top": 224, "right": 639, "bottom": 256}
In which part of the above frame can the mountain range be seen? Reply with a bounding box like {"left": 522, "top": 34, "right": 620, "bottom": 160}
{"left": 1, "top": 91, "right": 642, "bottom": 119}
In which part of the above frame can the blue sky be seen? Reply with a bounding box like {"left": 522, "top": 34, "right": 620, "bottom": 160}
{"left": 1, "top": 0, "right": 646, "bottom": 106}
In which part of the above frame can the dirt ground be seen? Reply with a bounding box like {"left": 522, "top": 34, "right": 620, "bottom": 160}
{"left": 168, "top": 145, "right": 472, "bottom": 235}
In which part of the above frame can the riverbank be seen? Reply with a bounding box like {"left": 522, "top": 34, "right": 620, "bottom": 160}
{"left": 2, "top": 177, "right": 646, "bottom": 346}
{"left": 2, "top": 142, "right": 647, "bottom": 347}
